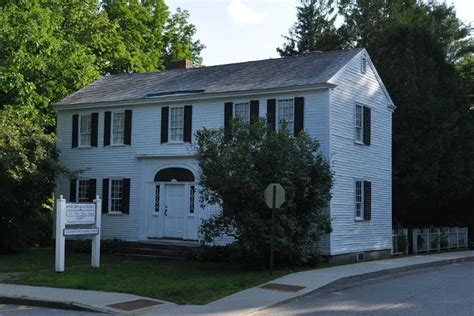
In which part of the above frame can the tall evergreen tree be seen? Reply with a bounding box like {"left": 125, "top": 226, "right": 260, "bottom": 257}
{"left": 278, "top": 0, "right": 342, "bottom": 56}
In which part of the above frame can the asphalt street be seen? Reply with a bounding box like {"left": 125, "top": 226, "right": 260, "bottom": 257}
{"left": 258, "top": 261, "right": 474, "bottom": 316}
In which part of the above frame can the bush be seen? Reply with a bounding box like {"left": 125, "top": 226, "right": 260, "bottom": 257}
{"left": 0, "top": 107, "right": 60, "bottom": 253}
{"left": 196, "top": 119, "right": 333, "bottom": 266}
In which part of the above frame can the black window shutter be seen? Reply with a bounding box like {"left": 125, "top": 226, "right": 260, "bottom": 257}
{"left": 294, "top": 97, "right": 304, "bottom": 135}
{"left": 161, "top": 107, "right": 169, "bottom": 144}
{"left": 72, "top": 114, "right": 79, "bottom": 148}
{"left": 122, "top": 178, "right": 131, "bottom": 214}
{"left": 102, "top": 179, "right": 109, "bottom": 214}
{"left": 91, "top": 113, "right": 99, "bottom": 147}
{"left": 363, "top": 106, "right": 371, "bottom": 145}
{"left": 250, "top": 100, "right": 259, "bottom": 125}
{"left": 183, "top": 105, "right": 192, "bottom": 143}
{"left": 363, "top": 181, "right": 372, "bottom": 220}
{"left": 267, "top": 99, "right": 276, "bottom": 132}
{"left": 224, "top": 102, "right": 233, "bottom": 129}
{"left": 69, "top": 179, "right": 77, "bottom": 202}
{"left": 124, "top": 110, "right": 132, "bottom": 145}
{"left": 88, "top": 179, "right": 97, "bottom": 202}
{"left": 104, "top": 111, "right": 111, "bottom": 146}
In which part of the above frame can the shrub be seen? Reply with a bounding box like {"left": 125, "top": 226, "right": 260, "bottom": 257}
{"left": 196, "top": 119, "right": 333, "bottom": 266}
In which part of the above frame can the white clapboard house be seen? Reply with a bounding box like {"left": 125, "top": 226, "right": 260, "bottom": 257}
{"left": 56, "top": 48, "right": 395, "bottom": 261}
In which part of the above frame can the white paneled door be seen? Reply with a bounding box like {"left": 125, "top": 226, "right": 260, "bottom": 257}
{"left": 164, "top": 184, "right": 185, "bottom": 238}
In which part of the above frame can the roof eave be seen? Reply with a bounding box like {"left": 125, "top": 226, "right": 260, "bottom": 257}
{"left": 54, "top": 83, "right": 336, "bottom": 110}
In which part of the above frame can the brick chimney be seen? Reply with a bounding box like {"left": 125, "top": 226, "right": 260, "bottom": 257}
{"left": 166, "top": 59, "right": 194, "bottom": 70}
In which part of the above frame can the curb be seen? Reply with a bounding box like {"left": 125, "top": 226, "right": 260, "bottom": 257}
{"left": 0, "top": 295, "right": 110, "bottom": 314}
{"left": 254, "top": 255, "right": 474, "bottom": 313}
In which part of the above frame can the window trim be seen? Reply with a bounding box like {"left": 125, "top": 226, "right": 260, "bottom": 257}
{"left": 233, "top": 101, "right": 251, "bottom": 123}
{"left": 276, "top": 98, "right": 295, "bottom": 131}
{"left": 355, "top": 179, "right": 364, "bottom": 221}
{"left": 354, "top": 103, "right": 364, "bottom": 144}
{"left": 76, "top": 178, "right": 90, "bottom": 203}
{"left": 108, "top": 178, "right": 124, "bottom": 214}
{"left": 168, "top": 105, "right": 185, "bottom": 144}
{"left": 111, "top": 111, "right": 125, "bottom": 145}
{"left": 78, "top": 113, "right": 92, "bottom": 148}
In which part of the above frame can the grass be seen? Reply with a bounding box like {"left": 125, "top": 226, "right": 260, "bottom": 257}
{"left": 0, "top": 248, "right": 301, "bottom": 304}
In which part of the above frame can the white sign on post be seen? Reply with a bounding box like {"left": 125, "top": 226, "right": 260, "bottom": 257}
{"left": 55, "top": 195, "right": 102, "bottom": 272}
{"left": 65, "top": 204, "right": 96, "bottom": 225}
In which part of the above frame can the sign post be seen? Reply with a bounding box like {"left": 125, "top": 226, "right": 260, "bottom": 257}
{"left": 264, "top": 183, "right": 285, "bottom": 276}
{"left": 55, "top": 195, "right": 101, "bottom": 272}
{"left": 55, "top": 196, "right": 66, "bottom": 272}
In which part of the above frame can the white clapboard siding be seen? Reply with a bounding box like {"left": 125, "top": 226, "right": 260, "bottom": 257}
{"left": 328, "top": 51, "right": 393, "bottom": 255}
{"left": 56, "top": 90, "right": 331, "bottom": 246}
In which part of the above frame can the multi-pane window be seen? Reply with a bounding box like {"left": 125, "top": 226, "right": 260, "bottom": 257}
{"left": 155, "top": 185, "right": 160, "bottom": 213}
{"left": 80, "top": 115, "right": 92, "bottom": 146}
{"left": 355, "top": 180, "right": 363, "bottom": 219}
{"left": 170, "top": 107, "right": 184, "bottom": 142}
{"left": 110, "top": 179, "right": 124, "bottom": 213}
{"left": 355, "top": 104, "right": 363, "bottom": 143}
{"left": 234, "top": 102, "right": 250, "bottom": 123}
{"left": 112, "top": 112, "right": 125, "bottom": 144}
{"left": 78, "top": 179, "right": 90, "bottom": 202}
{"left": 277, "top": 99, "right": 294, "bottom": 131}
{"left": 189, "top": 185, "right": 195, "bottom": 213}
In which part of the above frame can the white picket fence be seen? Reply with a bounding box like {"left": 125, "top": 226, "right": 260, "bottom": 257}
{"left": 412, "top": 227, "right": 468, "bottom": 254}
{"left": 392, "top": 227, "right": 468, "bottom": 255}
{"left": 392, "top": 229, "right": 409, "bottom": 255}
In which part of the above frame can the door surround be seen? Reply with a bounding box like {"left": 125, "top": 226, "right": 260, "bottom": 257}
{"left": 147, "top": 166, "right": 197, "bottom": 240}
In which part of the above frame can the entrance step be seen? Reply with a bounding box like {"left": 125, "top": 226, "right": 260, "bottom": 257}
{"left": 115, "top": 240, "right": 198, "bottom": 260}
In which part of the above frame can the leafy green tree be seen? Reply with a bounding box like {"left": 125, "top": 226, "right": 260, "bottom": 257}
{"left": 0, "top": 0, "right": 99, "bottom": 121}
{"left": 0, "top": 0, "right": 204, "bottom": 252}
{"left": 196, "top": 120, "right": 332, "bottom": 265}
{"left": 0, "top": 106, "right": 60, "bottom": 252}
{"left": 163, "top": 8, "right": 205, "bottom": 66}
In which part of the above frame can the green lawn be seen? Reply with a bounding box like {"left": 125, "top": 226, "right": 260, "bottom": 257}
{"left": 1, "top": 248, "right": 300, "bottom": 304}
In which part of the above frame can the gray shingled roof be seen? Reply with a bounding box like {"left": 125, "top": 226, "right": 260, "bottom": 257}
{"left": 58, "top": 48, "right": 362, "bottom": 105}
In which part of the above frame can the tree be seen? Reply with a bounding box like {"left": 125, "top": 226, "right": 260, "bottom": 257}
{"left": 0, "top": 106, "right": 60, "bottom": 252}
{"left": 196, "top": 120, "right": 333, "bottom": 265}
{"left": 277, "top": 0, "right": 473, "bottom": 229}
{"left": 278, "top": 0, "right": 342, "bottom": 56}
{"left": 0, "top": 0, "right": 204, "bottom": 252}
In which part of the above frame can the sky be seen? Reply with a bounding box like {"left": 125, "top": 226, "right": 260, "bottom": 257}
{"left": 167, "top": 0, "right": 474, "bottom": 66}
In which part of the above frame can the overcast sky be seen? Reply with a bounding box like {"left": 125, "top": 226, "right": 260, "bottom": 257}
{"left": 167, "top": 0, "right": 473, "bottom": 66}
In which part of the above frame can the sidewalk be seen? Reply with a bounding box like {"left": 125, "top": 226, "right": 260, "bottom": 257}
{"left": 1, "top": 250, "right": 473, "bottom": 315}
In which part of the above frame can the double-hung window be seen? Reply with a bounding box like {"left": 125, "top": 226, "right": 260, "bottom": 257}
{"left": 77, "top": 179, "right": 90, "bottom": 202}
{"left": 79, "top": 115, "right": 92, "bottom": 146}
{"left": 355, "top": 104, "right": 363, "bottom": 143}
{"left": 110, "top": 179, "right": 124, "bottom": 213}
{"left": 112, "top": 112, "right": 125, "bottom": 144}
{"left": 170, "top": 107, "right": 184, "bottom": 142}
{"left": 234, "top": 102, "right": 250, "bottom": 123}
{"left": 277, "top": 99, "right": 294, "bottom": 131}
{"left": 355, "top": 180, "right": 364, "bottom": 220}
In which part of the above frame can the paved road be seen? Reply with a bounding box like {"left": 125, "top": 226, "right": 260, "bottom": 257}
{"left": 258, "top": 262, "right": 474, "bottom": 316}
{"left": 0, "top": 304, "right": 102, "bottom": 315}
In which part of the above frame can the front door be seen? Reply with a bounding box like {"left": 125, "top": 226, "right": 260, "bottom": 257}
{"left": 164, "top": 184, "right": 185, "bottom": 238}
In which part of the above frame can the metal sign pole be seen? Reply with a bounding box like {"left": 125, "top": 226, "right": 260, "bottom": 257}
{"left": 270, "top": 185, "right": 276, "bottom": 276}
